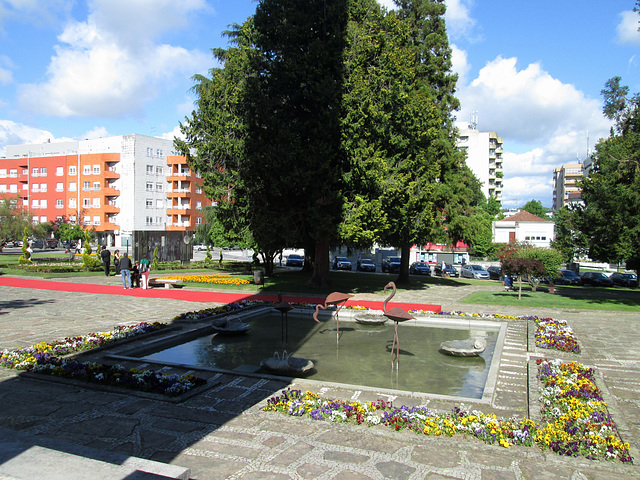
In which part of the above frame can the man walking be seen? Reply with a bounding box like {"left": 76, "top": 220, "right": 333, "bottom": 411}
{"left": 119, "top": 253, "right": 132, "bottom": 289}
{"left": 100, "top": 245, "right": 111, "bottom": 277}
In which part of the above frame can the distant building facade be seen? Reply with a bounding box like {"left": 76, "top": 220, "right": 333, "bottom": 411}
{"left": 492, "top": 210, "right": 555, "bottom": 248}
{"left": 1, "top": 134, "right": 213, "bottom": 251}
{"left": 456, "top": 121, "right": 504, "bottom": 204}
{"left": 552, "top": 163, "right": 584, "bottom": 210}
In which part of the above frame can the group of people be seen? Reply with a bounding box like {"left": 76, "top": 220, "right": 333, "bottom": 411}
{"left": 100, "top": 246, "right": 151, "bottom": 289}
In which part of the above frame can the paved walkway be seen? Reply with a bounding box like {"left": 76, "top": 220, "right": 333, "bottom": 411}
{"left": 1, "top": 274, "right": 640, "bottom": 479}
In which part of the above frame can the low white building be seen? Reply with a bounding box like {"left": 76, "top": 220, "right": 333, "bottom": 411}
{"left": 492, "top": 211, "right": 554, "bottom": 247}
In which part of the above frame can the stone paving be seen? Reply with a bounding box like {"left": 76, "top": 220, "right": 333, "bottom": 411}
{"left": 1, "top": 275, "right": 640, "bottom": 479}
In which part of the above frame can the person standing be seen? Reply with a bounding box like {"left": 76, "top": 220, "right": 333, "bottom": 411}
{"left": 119, "top": 253, "right": 132, "bottom": 289}
{"left": 139, "top": 255, "right": 151, "bottom": 289}
{"left": 113, "top": 250, "right": 121, "bottom": 275}
{"left": 100, "top": 245, "right": 111, "bottom": 277}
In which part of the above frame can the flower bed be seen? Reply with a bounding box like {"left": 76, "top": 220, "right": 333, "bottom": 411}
{"left": 263, "top": 358, "right": 632, "bottom": 462}
{"left": 0, "top": 322, "right": 207, "bottom": 397}
{"left": 160, "top": 273, "right": 252, "bottom": 286}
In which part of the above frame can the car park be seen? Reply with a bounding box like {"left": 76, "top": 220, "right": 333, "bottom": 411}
{"left": 409, "top": 261, "right": 431, "bottom": 275}
{"left": 486, "top": 265, "right": 502, "bottom": 280}
{"left": 580, "top": 271, "right": 614, "bottom": 287}
{"left": 434, "top": 263, "right": 459, "bottom": 277}
{"left": 30, "top": 240, "right": 44, "bottom": 249}
{"left": 381, "top": 256, "right": 401, "bottom": 273}
{"left": 610, "top": 272, "right": 638, "bottom": 288}
{"left": 553, "top": 270, "right": 582, "bottom": 285}
{"left": 285, "top": 254, "right": 304, "bottom": 267}
{"left": 356, "top": 258, "right": 376, "bottom": 272}
{"left": 332, "top": 256, "right": 352, "bottom": 270}
{"left": 460, "top": 264, "right": 490, "bottom": 279}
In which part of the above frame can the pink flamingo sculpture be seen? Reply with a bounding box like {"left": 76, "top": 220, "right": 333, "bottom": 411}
{"left": 313, "top": 292, "right": 354, "bottom": 342}
{"left": 383, "top": 282, "right": 415, "bottom": 367}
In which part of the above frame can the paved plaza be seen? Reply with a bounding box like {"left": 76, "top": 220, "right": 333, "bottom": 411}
{"left": 1, "top": 274, "right": 640, "bottom": 479}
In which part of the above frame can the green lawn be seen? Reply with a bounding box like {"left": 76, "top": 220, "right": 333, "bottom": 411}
{"left": 461, "top": 287, "right": 640, "bottom": 312}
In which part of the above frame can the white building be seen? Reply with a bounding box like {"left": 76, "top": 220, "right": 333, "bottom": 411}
{"left": 456, "top": 121, "right": 504, "bottom": 204}
{"left": 492, "top": 211, "right": 555, "bottom": 248}
{"left": 552, "top": 163, "right": 584, "bottom": 211}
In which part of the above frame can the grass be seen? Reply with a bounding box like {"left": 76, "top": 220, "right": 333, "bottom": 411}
{"left": 461, "top": 287, "right": 640, "bottom": 311}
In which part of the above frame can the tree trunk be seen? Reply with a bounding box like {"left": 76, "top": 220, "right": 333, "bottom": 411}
{"left": 396, "top": 242, "right": 411, "bottom": 285}
{"left": 306, "top": 236, "right": 331, "bottom": 288}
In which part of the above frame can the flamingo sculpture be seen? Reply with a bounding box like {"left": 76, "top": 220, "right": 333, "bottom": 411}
{"left": 274, "top": 293, "right": 294, "bottom": 344}
{"left": 383, "top": 282, "right": 415, "bottom": 367}
{"left": 313, "top": 291, "right": 354, "bottom": 342}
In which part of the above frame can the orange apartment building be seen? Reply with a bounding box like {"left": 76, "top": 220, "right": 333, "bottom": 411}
{"left": 1, "top": 134, "right": 213, "bottom": 250}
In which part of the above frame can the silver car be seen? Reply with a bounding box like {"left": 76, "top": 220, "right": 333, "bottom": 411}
{"left": 460, "top": 264, "right": 490, "bottom": 279}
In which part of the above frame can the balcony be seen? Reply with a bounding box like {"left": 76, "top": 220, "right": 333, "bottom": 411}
{"left": 167, "top": 170, "right": 191, "bottom": 181}
{"left": 167, "top": 156, "right": 188, "bottom": 166}
{"left": 167, "top": 207, "right": 191, "bottom": 215}
{"left": 103, "top": 187, "right": 119, "bottom": 197}
{"left": 103, "top": 204, "right": 120, "bottom": 214}
{"left": 104, "top": 169, "right": 120, "bottom": 179}
{"left": 166, "top": 189, "right": 191, "bottom": 197}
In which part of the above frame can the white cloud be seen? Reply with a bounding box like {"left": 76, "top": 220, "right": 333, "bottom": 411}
{"left": 616, "top": 10, "right": 640, "bottom": 45}
{"left": 82, "top": 126, "right": 110, "bottom": 140}
{"left": 455, "top": 55, "right": 612, "bottom": 208}
{"left": 16, "top": 0, "right": 211, "bottom": 118}
{"left": 444, "top": 0, "right": 477, "bottom": 41}
{"left": 451, "top": 43, "right": 470, "bottom": 86}
{"left": 160, "top": 125, "right": 184, "bottom": 142}
{"left": 0, "top": 120, "right": 56, "bottom": 157}
{"left": 376, "top": 0, "right": 396, "bottom": 11}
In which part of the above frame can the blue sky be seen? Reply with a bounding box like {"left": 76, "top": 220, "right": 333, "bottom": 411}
{"left": 1, "top": 0, "right": 638, "bottom": 208}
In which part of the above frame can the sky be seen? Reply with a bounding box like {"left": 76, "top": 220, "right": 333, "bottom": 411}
{"left": 0, "top": 0, "right": 638, "bottom": 209}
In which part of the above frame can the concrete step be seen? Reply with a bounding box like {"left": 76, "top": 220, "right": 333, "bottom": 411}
{"left": 0, "top": 427, "right": 190, "bottom": 480}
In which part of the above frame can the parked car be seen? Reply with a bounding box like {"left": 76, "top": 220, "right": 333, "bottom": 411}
{"left": 409, "top": 261, "right": 431, "bottom": 276}
{"left": 460, "top": 264, "right": 490, "bottom": 279}
{"left": 580, "top": 271, "right": 614, "bottom": 287}
{"left": 610, "top": 272, "right": 638, "bottom": 288}
{"left": 332, "top": 256, "right": 352, "bottom": 270}
{"left": 381, "top": 256, "right": 401, "bottom": 273}
{"left": 434, "top": 263, "right": 459, "bottom": 277}
{"left": 194, "top": 244, "right": 208, "bottom": 251}
{"left": 486, "top": 265, "right": 502, "bottom": 280}
{"left": 553, "top": 270, "right": 582, "bottom": 286}
{"left": 286, "top": 254, "right": 304, "bottom": 267}
{"left": 46, "top": 239, "right": 59, "bottom": 249}
{"left": 29, "top": 239, "right": 44, "bottom": 249}
{"left": 356, "top": 258, "right": 376, "bottom": 272}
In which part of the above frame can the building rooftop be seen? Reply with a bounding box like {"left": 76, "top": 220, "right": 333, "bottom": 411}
{"left": 500, "top": 210, "right": 552, "bottom": 223}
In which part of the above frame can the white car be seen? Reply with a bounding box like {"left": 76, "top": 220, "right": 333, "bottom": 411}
{"left": 194, "top": 244, "right": 208, "bottom": 251}
{"left": 460, "top": 264, "right": 490, "bottom": 279}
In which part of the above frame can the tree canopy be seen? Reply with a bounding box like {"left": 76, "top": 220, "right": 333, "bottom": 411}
{"left": 577, "top": 77, "right": 640, "bottom": 271}
{"left": 521, "top": 199, "right": 548, "bottom": 219}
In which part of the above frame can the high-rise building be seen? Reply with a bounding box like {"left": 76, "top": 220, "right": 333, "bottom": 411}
{"left": 552, "top": 163, "right": 584, "bottom": 210}
{"left": 1, "top": 134, "right": 213, "bottom": 249}
{"left": 455, "top": 121, "right": 503, "bottom": 204}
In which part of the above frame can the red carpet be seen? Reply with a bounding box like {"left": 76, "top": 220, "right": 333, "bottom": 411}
{"left": 0, "top": 276, "right": 441, "bottom": 313}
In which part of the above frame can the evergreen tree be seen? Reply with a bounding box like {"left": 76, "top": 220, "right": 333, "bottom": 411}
{"left": 521, "top": 199, "right": 548, "bottom": 218}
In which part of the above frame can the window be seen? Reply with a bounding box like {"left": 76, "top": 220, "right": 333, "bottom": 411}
{"left": 156, "top": 199, "right": 163, "bottom": 208}
{"left": 93, "top": 216, "right": 100, "bottom": 225}
{"left": 93, "top": 181, "right": 100, "bottom": 191}
{"left": 92, "top": 165, "right": 100, "bottom": 174}
{"left": 146, "top": 216, "right": 153, "bottom": 225}
{"left": 83, "top": 165, "right": 91, "bottom": 175}
{"left": 56, "top": 182, "right": 63, "bottom": 192}
{"left": 155, "top": 216, "right": 162, "bottom": 225}
{"left": 69, "top": 166, "right": 77, "bottom": 175}
{"left": 146, "top": 182, "right": 153, "bottom": 191}
{"left": 146, "top": 165, "right": 154, "bottom": 174}
{"left": 9, "top": 184, "right": 17, "bottom": 193}
{"left": 32, "top": 168, "right": 39, "bottom": 176}
{"left": 196, "top": 186, "right": 202, "bottom": 194}
{"left": 196, "top": 217, "right": 202, "bottom": 225}
{"left": 83, "top": 198, "right": 91, "bottom": 208}
{"left": 69, "top": 215, "right": 76, "bottom": 224}
{"left": 69, "top": 198, "right": 77, "bottom": 208}
{"left": 40, "top": 167, "right": 47, "bottom": 176}
{"left": 146, "top": 199, "right": 153, "bottom": 208}
{"left": 156, "top": 183, "right": 163, "bottom": 191}
{"left": 0, "top": 169, "right": 6, "bottom": 178}
{"left": 156, "top": 166, "right": 163, "bottom": 175}
{"left": 32, "top": 217, "right": 38, "bottom": 224}
{"left": 196, "top": 201, "right": 202, "bottom": 210}
{"left": 92, "top": 198, "right": 100, "bottom": 208}
{"left": 69, "top": 182, "right": 77, "bottom": 191}
{"left": 32, "top": 184, "right": 39, "bottom": 192}
{"left": 56, "top": 199, "right": 63, "bottom": 208}
{"left": 83, "top": 216, "right": 91, "bottom": 225}
{"left": 40, "top": 199, "right": 47, "bottom": 209}
{"left": 56, "top": 167, "right": 64, "bottom": 176}
{"left": 0, "top": 185, "right": 5, "bottom": 193}
{"left": 32, "top": 199, "right": 39, "bottom": 208}
{"left": 9, "top": 169, "right": 17, "bottom": 178}
{"left": 40, "top": 183, "right": 47, "bottom": 192}
{"left": 83, "top": 181, "right": 91, "bottom": 191}
{"left": 22, "top": 184, "right": 28, "bottom": 190}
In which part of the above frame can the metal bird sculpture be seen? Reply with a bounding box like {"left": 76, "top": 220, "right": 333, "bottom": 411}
{"left": 313, "top": 291, "right": 354, "bottom": 342}
{"left": 383, "top": 282, "right": 415, "bottom": 367}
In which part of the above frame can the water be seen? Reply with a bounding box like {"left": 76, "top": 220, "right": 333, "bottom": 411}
{"left": 141, "top": 309, "right": 500, "bottom": 399}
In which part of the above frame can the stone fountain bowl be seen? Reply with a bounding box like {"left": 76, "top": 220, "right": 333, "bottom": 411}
{"left": 354, "top": 313, "right": 387, "bottom": 325}
{"left": 440, "top": 338, "right": 486, "bottom": 357}
{"left": 260, "top": 352, "right": 315, "bottom": 376}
